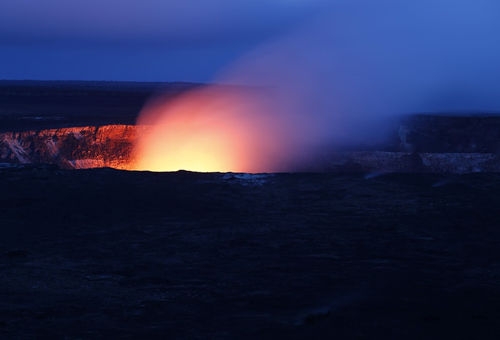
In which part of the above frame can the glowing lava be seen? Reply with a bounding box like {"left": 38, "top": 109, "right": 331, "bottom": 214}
{"left": 132, "top": 87, "right": 293, "bottom": 173}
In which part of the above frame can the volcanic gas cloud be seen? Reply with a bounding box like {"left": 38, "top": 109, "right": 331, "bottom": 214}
{"left": 133, "top": 0, "right": 500, "bottom": 173}
{"left": 132, "top": 87, "right": 313, "bottom": 173}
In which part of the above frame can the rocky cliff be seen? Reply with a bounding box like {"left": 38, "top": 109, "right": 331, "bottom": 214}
{"left": 1, "top": 115, "right": 500, "bottom": 173}
{"left": 399, "top": 114, "right": 500, "bottom": 153}
{"left": 0, "top": 125, "right": 149, "bottom": 170}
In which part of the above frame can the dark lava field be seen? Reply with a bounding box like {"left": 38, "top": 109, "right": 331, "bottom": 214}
{"left": 1, "top": 81, "right": 500, "bottom": 339}
{"left": 2, "top": 168, "right": 500, "bottom": 339}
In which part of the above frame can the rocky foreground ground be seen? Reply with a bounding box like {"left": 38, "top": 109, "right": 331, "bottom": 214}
{"left": 1, "top": 167, "right": 500, "bottom": 338}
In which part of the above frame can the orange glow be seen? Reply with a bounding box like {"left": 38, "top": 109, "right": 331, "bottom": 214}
{"left": 132, "top": 87, "right": 293, "bottom": 173}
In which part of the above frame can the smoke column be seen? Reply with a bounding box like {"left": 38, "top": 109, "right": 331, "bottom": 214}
{"left": 134, "top": 0, "right": 500, "bottom": 172}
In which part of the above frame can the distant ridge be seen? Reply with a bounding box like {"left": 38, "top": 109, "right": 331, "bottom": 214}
{"left": 0, "top": 79, "right": 203, "bottom": 92}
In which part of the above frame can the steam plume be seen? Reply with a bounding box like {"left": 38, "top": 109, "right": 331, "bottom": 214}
{"left": 134, "top": 0, "right": 500, "bottom": 172}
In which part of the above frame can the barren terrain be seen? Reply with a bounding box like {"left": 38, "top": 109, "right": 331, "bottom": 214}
{"left": 1, "top": 81, "right": 499, "bottom": 338}
{"left": 1, "top": 168, "right": 500, "bottom": 338}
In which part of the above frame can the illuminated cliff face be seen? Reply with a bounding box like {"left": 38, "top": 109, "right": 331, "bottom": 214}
{"left": 0, "top": 125, "right": 145, "bottom": 170}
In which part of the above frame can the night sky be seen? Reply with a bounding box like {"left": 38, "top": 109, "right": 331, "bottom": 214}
{"left": 0, "top": 0, "right": 325, "bottom": 82}
{"left": 0, "top": 0, "right": 499, "bottom": 106}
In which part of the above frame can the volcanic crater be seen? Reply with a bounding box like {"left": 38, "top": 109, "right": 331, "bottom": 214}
{"left": 2, "top": 115, "right": 500, "bottom": 173}
{"left": 2, "top": 81, "right": 500, "bottom": 339}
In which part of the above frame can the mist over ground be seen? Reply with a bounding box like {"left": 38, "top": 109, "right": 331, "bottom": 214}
{"left": 135, "top": 0, "right": 500, "bottom": 172}
{"left": 215, "top": 0, "right": 500, "bottom": 138}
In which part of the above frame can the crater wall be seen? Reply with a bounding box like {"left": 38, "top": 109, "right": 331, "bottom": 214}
{"left": 1, "top": 115, "right": 500, "bottom": 173}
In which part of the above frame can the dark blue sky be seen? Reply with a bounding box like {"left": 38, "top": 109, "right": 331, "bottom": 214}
{"left": 0, "top": 0, "right": 325, "bottom": 82}
{"left": 1, "top": 0, "right": 499, "bottom": 96}
{"left": 2, "top": 0, "right": 499, "bottom": 137}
